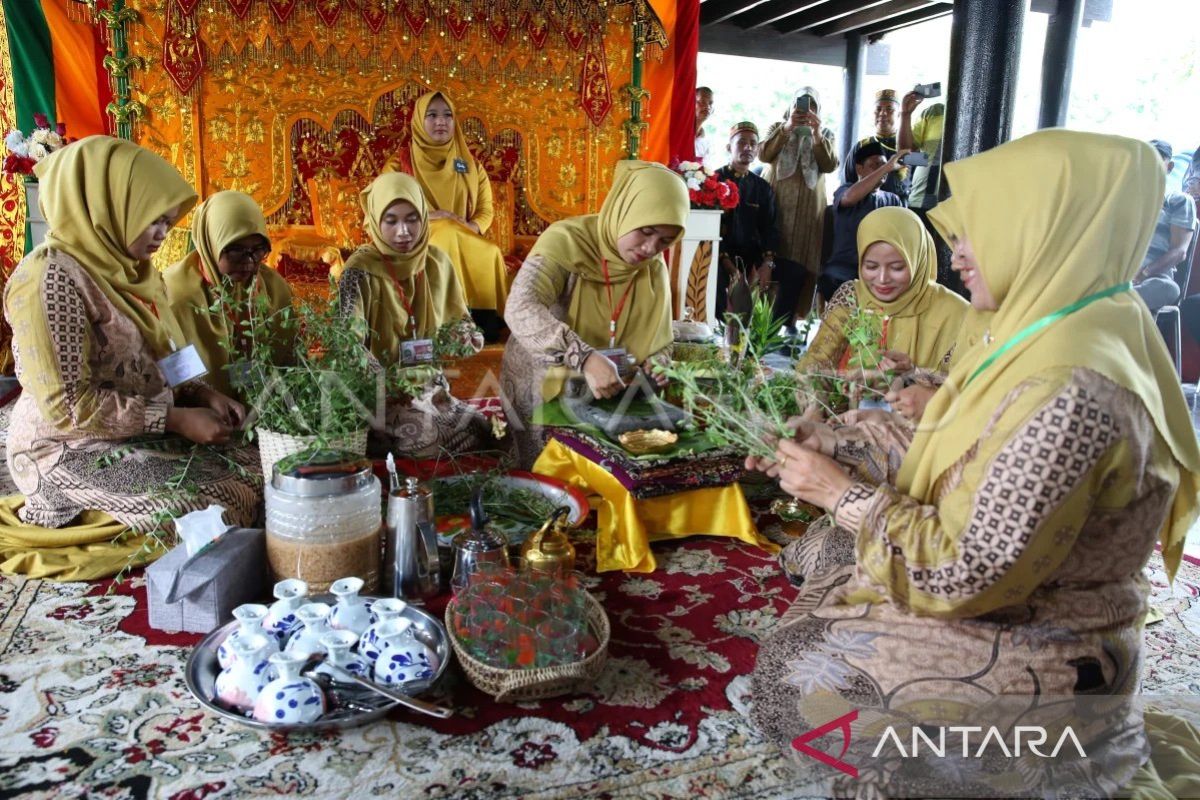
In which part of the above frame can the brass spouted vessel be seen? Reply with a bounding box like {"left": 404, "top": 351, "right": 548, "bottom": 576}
{"left": 520, "top": 506, "right": 576, "bottom": 576}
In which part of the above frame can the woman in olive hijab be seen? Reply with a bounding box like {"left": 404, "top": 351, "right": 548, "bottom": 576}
{"left": 0, "top": 137, "right": 260, "bottom": 580}
{"left": 338, "top": 172, "right": 491, "bottom": 459}
{"left": 748, "top": 130, "right": 1200, "bottom": 796}
{"left": 163, "top": 190, "right": 293, "bottom": 401}
{"left": 500, "top": 160, "right": 688, "bottom": 467}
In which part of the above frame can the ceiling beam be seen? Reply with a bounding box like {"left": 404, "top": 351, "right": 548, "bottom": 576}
{"left": 809, "top": 0, "right": 937, "bottom": 37}
{"left": 771, "top": 0, "right": 889, "bottom": 34}
{"left": 733, "top": 0, "right": 831, "bottom": 30}
{"left": 857, "top": 4, "right": 952, "bottom": 38}
{"left": 700, "top": 0, "right": 773, "bottom": 26}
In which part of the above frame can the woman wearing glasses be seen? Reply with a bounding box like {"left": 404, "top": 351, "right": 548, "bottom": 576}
{"left": 164, "top": 190, "right": 294, "bottom": 401}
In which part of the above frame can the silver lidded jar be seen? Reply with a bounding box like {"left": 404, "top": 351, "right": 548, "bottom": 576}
{"left": 264, "top": 449, "right": 382, "bottom": 593}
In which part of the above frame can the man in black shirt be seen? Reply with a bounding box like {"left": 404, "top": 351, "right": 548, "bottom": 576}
{"left": 715, "top": 121, "right": 803, "bottom": 330}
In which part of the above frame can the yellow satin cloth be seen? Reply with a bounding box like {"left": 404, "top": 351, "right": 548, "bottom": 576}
{"left": 0, "top": 496, "right": 160, "bottom": 581}
{"left": 533, "top": 438, "right": 776, "bottom": 573}
{"left": 429, "top": 218, "right": 509, "bottom": 313}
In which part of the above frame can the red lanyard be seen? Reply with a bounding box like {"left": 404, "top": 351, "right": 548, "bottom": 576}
{"left": 390, "top": 273, "right": 421, "bottom": 338}
{"left": 601, "top": 259, "right": 635, "bottom": 349}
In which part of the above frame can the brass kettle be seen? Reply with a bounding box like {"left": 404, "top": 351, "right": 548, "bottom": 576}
{"left": 520, "top": 506, "right": 575, "bottom": 576}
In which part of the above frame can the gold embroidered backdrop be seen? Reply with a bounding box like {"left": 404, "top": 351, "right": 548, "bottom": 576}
{"left": 125, "top": 0, "right": 649, "bottom": 269}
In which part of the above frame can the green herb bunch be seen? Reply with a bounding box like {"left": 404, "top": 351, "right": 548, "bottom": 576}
{"left": 210, "top": 277, "right": 381, "bottom": 440}
{"left": 432, "top": 317, "right": 484, "bottom": 362}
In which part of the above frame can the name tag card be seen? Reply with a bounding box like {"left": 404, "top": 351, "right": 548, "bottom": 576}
{"left": 401, "top": 338, "right": 435, "bottom": 365}
{"left": 158, "top": 345, "right": 208, "bottom": 388}
{"left": 598, "top": 347, "right": 629, "bottom": 369}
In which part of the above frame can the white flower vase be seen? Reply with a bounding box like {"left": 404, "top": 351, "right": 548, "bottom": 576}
{"left": 217, "top": 603, "right": 276, "bottom": 670}
{"left": 372, "top": 617, "right": 436, "bottom": 687}
{"left": 358, "top": 597, "right": 409, "bottom": 663}
{"left": 328, "top": 577, "right": 372, "bottom": 637}
{"left": 264, "top": 578, "right": 309, "bottom": 643}
{"left": 672, "top": 208, "right": 723, "bottom": 324}
{"left": 252, "top": 651, "right": 325, "bottom": 725}
{"left": 284, "top": 601, "right": 334, "bottom": 661}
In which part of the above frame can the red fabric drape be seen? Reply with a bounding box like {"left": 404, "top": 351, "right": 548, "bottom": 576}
{"left": 668, "top": 0, "right": 699, "bottom": 164}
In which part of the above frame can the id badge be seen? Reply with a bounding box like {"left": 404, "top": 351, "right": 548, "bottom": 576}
{"left": 453, "top": 157, "right": 468, "bottom": 174}
{"left": 598, "top": 347, "right": 629, "bottom": 369}
{"left": 401, "top": 338, "right": 435, "bottom": 365}
{"left": 157, "top": 344, "right": 208, "bottom": 388}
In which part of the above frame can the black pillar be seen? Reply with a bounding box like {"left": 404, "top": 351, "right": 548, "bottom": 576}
{"left": 937, "top": 0, "right": 1025, "bottom": 293}
{"left": 941, "top": 0, "right": 1025, "bottom": 170}
{"left": 1038, "top": 0, "right": 1085, "bottom": 129}
{"left": 841, "top": 34, "right": 866, "bottom": 162}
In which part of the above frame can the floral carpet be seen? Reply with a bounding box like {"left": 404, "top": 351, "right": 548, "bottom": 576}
{"left": 1, "top": 519, "right": 1199, "bottom": 799}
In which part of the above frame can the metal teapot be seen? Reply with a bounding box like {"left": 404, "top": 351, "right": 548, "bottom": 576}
{"left": 520, "top": 506, "right": 575, "bottom": 577}
{"left": 449, "top": 488, "right": 509, "bottom": 593}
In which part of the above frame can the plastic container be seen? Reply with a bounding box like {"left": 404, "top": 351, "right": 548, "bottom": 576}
{"left": 264, "top": 450, "right": 382, "bottom": 593}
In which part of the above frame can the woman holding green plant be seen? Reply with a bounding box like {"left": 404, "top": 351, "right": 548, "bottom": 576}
{"left": 337, "top": 172, "right": 491, "bottom": 459}
{"left": 796, "top": 206, "right": 967, "bottom": 418}
{"left": 0, "top": 137, "right": 261, "bottom": 580}
{"left": 500, "top": 160, "right": 688, "bottom": 467}
{"left": 748, "top": 131, "right": 1200, "bottom": 795}
{"left": 164, "top": 190, "right": 293, "bottom": 402}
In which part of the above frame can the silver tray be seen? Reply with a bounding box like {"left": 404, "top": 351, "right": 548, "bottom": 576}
{"left": 184, "top": 595, "right": 451, "bottom": 731}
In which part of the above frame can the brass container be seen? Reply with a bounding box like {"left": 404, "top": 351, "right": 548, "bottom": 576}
{"left": 520, "top": 507, "right": 576, "bottom": 576}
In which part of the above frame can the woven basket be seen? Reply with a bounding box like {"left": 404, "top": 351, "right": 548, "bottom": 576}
{"left": 445, "top": 591, "right": 610, "bottom": 702}
{"left": 255, "top": 427, "right": 369, "bottom": 482}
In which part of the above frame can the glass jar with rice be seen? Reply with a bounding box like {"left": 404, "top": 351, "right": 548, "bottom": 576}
{"left": 264, "top": 449, "right": 382, "bottom": 593}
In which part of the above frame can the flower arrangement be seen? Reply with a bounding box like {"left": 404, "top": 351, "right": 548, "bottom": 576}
{"left": 672, "top": 160, "right": 740, "bottom": 211}
{"left": 4, "top": 113, "right": 69, "bottom": 177}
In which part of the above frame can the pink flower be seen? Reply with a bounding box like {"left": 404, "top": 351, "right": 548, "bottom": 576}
{"left": 33, "top": 113, "right": 50, "bottom": 130}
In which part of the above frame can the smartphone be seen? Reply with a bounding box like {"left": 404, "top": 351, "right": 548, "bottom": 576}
{"left": 901, "top": 151, "right": 930, "bottom": 167}
{"left": 794, "top": 95, "right": 813, "bottom": 113}
{"left": 913, "top": 82, "right": 941, "bottom": 99}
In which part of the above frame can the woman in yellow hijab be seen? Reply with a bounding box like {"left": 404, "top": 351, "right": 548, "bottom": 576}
{"left": 748, "top": 130, "right": 1200, "bottom": 796}
{"left": 163, "top": 190, "right": 293, "bottom": 401}
{"left": 797, "top": 205, "right": 968, "bottom": 417}
{"left": 338, "top": 172, "right": 491, "bottom": 459}
{"left": 390, "top": 91, "right": 510, "bottom": 337}
{"left": 500, "top": 160, "right": 688, "bottom": 467}
{"left": 0, "top": 137, "right": 260, "bottom": 580}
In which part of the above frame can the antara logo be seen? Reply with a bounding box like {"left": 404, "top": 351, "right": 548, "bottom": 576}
{"left": 790, "top": 710, "right": 859, "bottom": 778}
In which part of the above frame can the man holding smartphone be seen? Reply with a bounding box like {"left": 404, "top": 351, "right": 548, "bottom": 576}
{"left": 898, "top": 85, "right": 944, "bottom": 212}
{"left": 842, "top": 89, "right": 908, "bottom": 203}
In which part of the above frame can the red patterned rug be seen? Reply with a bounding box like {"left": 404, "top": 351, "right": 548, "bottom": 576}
{"left": 1, "top": 520, "right": 1199, "bottom": 799}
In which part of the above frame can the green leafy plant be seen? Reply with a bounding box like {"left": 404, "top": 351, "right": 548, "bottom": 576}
{"left": 432, "top": 317, "right": 483, "bottom": 362}
{"left": 209, "top": 277, "right": 390, "bottom": 441}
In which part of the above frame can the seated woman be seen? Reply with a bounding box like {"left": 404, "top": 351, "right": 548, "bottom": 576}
{"left": 163, "top": 190, "right": 293, "bottom": 402}
{"left": 388, "top": 90, "right": 509, "bottom": 339}
{"left": 1, "top": 137, "right": 261, "bottom": 577}
{"left": 749, "top": 131, "right": 1200, "bottom": 796}
{"left": 500, "top": 160, "right": 688, "bottom": 468}
{"left": 796, "top": 205, "right": 967, "bottom": 418}
{"left": 337, "top": 172, "right": 491, "bottom": 460}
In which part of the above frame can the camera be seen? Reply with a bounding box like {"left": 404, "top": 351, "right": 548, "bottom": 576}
{"left": 913, "top": 82, "right": 942, "bottom": 99}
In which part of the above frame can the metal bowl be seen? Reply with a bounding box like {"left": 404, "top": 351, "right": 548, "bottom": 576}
{"left": 184, "top": 595, "right": 451, "bottom": 731}
{"left": 618, "top": 429, "right": 679, "bottom": 455}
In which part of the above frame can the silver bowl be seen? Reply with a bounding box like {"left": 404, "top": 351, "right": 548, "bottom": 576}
{"left": 184, "top": 595, "right": 451, "bottom": 731}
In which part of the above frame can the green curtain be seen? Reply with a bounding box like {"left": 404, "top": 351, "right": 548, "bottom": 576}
{"left": 1, "top": 1, "right": 55, "bottom": 255}
{"left": 1, "top": 1, "right": 54, "bottom": 133}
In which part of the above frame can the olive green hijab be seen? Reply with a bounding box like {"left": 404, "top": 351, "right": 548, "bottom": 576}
{"left": 853, "top": 206, "right": 967, "bottom": 368}
{"left": 163, "top": 191, "right": 291, "bottom": 398}
{"left": 338, "top": 172, "right": 468, "bottom": 364}
{"left": 906, "top": 130, "right": 1200, "bottom": 579}
{"left": 527, "top": 160, "right": 689, "bottom": 361}
{"left": 34, "top": 135, "right": 198, "bottom": 357}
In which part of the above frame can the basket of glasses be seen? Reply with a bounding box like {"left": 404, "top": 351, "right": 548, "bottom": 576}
{"left": 444, "top": 566, "right": 609, "bottom": 702}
